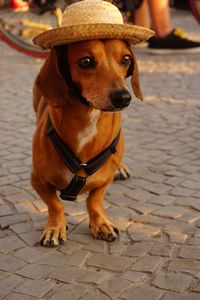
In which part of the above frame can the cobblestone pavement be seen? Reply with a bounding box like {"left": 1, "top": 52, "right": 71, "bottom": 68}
{"left": 0, "top": 9, "right": 200, "bottom": 300}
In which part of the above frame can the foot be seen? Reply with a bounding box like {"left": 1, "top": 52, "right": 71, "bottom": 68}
{"left": 40, "top": 216, "right": 67, "bottom": 246}
{"left": 114, "top": 163, "right": 131, "bottom": 180}
{"left": 89, "top": 214, "right": 119, "bottom": 242}
{"left": 148, "top": 28, "right": 200, "bottom": 54}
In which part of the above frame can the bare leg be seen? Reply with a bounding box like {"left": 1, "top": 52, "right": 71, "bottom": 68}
{"left": 147, "top": 0, "right": 172, "bottom": 36}
{"left": 134, "top": 0, "right": 151, "bottom": 28}
{"left": 31, "top": 174, "right": 67, "bottom": 246}
{"left": 134, "top": 0, "right": 172, "bottom": 36}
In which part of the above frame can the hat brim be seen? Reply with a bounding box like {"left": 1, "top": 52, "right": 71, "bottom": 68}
{"left": 33, "top": 23, "right": 154, "bottom": 49}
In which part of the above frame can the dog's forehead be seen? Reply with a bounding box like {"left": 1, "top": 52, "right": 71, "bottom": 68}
{"left": 67, "top": 39, "right": 130, "bottom": 58}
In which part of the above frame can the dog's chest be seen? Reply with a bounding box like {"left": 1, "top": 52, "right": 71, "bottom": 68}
{"left": 77, "top": 109, "right": 100, "bottom": 153}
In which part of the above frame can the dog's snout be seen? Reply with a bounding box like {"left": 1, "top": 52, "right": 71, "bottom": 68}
{"left": 110, "top": 90, "right": 131, "bottom": 109}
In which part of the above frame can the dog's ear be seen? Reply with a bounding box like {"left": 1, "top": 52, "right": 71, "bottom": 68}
{"left": 35, "top": 46, "right": 70, "bottom": 107}
{"left": 126, "top": 48, "right": 143, "bottom": 101}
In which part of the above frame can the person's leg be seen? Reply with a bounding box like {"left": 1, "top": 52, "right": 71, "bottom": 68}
{"left": 134, "top": 0, "right": 150, "bottom": 28}
{"left": 147, "top": 0, "right": 172, "bottom": 36}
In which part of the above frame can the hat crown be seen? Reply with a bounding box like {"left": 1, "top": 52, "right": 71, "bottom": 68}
{"left": 61, "top": 0, "right": 123, "bottom": 27}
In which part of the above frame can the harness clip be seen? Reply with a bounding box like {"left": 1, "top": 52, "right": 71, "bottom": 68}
{"left": 80, "top": 163, "right": 88, "bottom": 167}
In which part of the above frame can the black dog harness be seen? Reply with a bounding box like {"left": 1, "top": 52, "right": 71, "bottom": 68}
{"left": 46, "top": 116, "right": 120, "bottom": 201}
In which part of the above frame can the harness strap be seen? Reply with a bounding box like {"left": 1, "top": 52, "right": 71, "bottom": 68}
{"left": 60, "top": 175, "right": 87, "bottom": 201}
{"left": 46, "top": 115, "right": 120, "bottom": 201}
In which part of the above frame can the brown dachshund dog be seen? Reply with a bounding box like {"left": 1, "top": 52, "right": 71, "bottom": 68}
{"left": 32, "top": 39, "right": 143, "bottom": 246}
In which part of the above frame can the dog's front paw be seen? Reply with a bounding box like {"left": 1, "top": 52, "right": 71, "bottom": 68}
{"left": 40, "top": 217, "right": 67, "bottom": 247}
{"left": 114, "top": 163, "right": 131, "bottom": 180}
{"left": 90, "top": 215, "right": 119, "bottom": 242}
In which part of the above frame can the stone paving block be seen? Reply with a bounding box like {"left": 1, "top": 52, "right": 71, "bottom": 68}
{"left": 15, "top": 279, "right": 53, "bottom": 298}
{"left": 192, "top": 282, "right": 200, "bottom": 292}
{"left": 106, "top": 206, "right": 132, "bottom": 220}
{"left": 130, "top": 214, "right": 165, "bottom": 226}
{"left": 19, "top": 230, "right": 41, "bottom": 246}
{"left": 178, "top": 212, "right": 200, "bottom": 223}
{"left": 6, "top": 192, "right": 35, "bottom": 204}
{"left": 162, "top": 292, "right": 200, "bottom": 300}
{"left": 98, "top": 277, "right": 132, "bottom": 299}
{"left": 0, "top": 185, "right": 21, "bottom": 197}
{"left": 144, "top": 183, "right": 171, "bottom": 195}
{"left": 14, "top": 246, "right": 46, "bottom": 263}
{"left": 77, "top": 269, "right": 111, "bottom": 284}
{"left": 0, "top": 174, "right": 20, "bottom": 186}
{"left": 3, "top": 293, "right": 35, "bottom": 300}
{"left": 164, "top": 177, "right": 184, "bottom": 187}
{"left": 147, "top": 195, "right": 176, "bottom": 206}
{"left": 65, "top": 249, "right": 90, "bottom": 267}
{"left": 120, "top": 284, "right": 163, "bottom": 300}
{"left": 48, "top": 283, "right": 87, "bottom": 300}
{"left": 0, "top": 213, "right": 30, "bottom": 229}
{"left": 63, "top": 201, "right": 86, "bottom": 216}
{"left": 180, "top": 180, "right": 200, "bottom": 190}
{"left": 50, "top": 266, "right": 85, "bottom": 283}
{"left": 168, "top": 259, "right": 200, "bottom": 275}
{"left": 59, "top": 240, "right": 83, "bottom": 255}
{"left": 28, "top": 211, "right": 48, "bottom": 223}
{"left": 87, "top": 253, "right": 133, "bottom": 272}
{"left": 83, "top": 239, "right": 107, "bottom": 253}
{"left": 32, "top": 220, "right": 46, "bottom": 231}
{"left": 68, "top": 233, "right": 93, "bottom": 244}
{"left": 10, "top": 222, "right": 32, "bottom": 234}
{"left": 120, "top": 270, "right": 147, "bottom": 283}
{"left": 129, "top": 202, "right": 161, "bottom": 215}
{"left": 127, "top": 223, "right": 161, "bottom": 238}
{"left": 123, "top": 241, "right": 153, "bottom": 257}
{"left": 80, "top": 292, "right": 110, "bottom": 300}
{"left": 187, "top": 238, "right": 200, "bottom": 245}
{"left": 108, "top": 240, "right": 127, "bottom": 254}
{"left": 170, "top": 186, "right": 194, "bottom": 197}
{"left": 110, "top": 215, "right": 131, "bottom": 231}
{"left": 0, "top": 235, "right": 26, "bottom": 254}
{"left": 125, "top": 188, "right": 153, "bottom": 202}
{"left": 14, "top": 201, "right": 38, "bottom": 214}
{"left": 152, "top": 273, "right": 191, "bottom": 292}
{"left": 149, "top": 242, "right": 175, "bottom": 257}
{"left": 167, "top": 231, "right": 188, "bottom": 244}
{"left": 152, "top": 206, "right": 189, "bottom": 219}
{"left": 140, "top": 172, "right": 166, "bottom": 183}
{"left": 71, "top": 220, "right": 91, "bottom": 235}
{"left": 32, "top": 199, "right": 47, "bottom": 213}
{"left": 67, "top": 214, "right": 87, "bottom": 225}
{"left": 106, "top": 194, "right": 134, "bottom": 207}
{"left": 16, "top": 263, "right": 55, "bottom": 279}
{"left": 39, "top": 253, "right": 67, "bottom": 267}
{"left": 0, "top": 255, "right": 26, "bottom": 272}
{"left": 0, "top": 205, "right": 14, "bottom": 216}
{"left": 131, "top": 256, "right": 162, "bottom": 273}
{"left": 0, "top": 274, "right": 23, "bottom": 298}
{"left": 0, "top": 270, "right": 9, "bottom": 280}
{"left": 178, "top": 245, "right": 200, "bottom": 260}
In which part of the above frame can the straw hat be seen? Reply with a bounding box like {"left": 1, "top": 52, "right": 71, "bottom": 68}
{"left": 33, "top": 0, "right": 154, "bottom": 49}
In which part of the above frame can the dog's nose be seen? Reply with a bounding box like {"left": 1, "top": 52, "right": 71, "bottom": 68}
{"left": 110, "top": 90, "right": 132, "bottom": 109}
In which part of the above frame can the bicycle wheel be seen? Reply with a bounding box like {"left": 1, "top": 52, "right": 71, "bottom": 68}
{"left": 189, "top": 0, "right": 200, "bottom": 24}
{"left": 0, "top": 4, "right": 63, "bottom": 58}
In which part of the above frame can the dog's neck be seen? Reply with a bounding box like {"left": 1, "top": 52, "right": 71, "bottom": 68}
{"left": 48, "top": 101, "right": 121, "bottom": 161}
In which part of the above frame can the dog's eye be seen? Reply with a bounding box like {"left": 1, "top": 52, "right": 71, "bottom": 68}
{"left": 77, "top": 56, "right": 95, "bottom": 69}
{"left": 121, "top": 55, "right": 131, "bottom": 67}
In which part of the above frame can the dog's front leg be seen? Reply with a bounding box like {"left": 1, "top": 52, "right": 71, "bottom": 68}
{"left": 87, "top": 185, "right": 119, "bottom": 242}
{"left": 31, "top": 174, "right": 67, "bottom": 246}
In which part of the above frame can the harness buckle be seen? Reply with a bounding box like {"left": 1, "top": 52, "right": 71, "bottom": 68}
{"left": 80, "top": 163, "right": 88, "bottom": 168}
